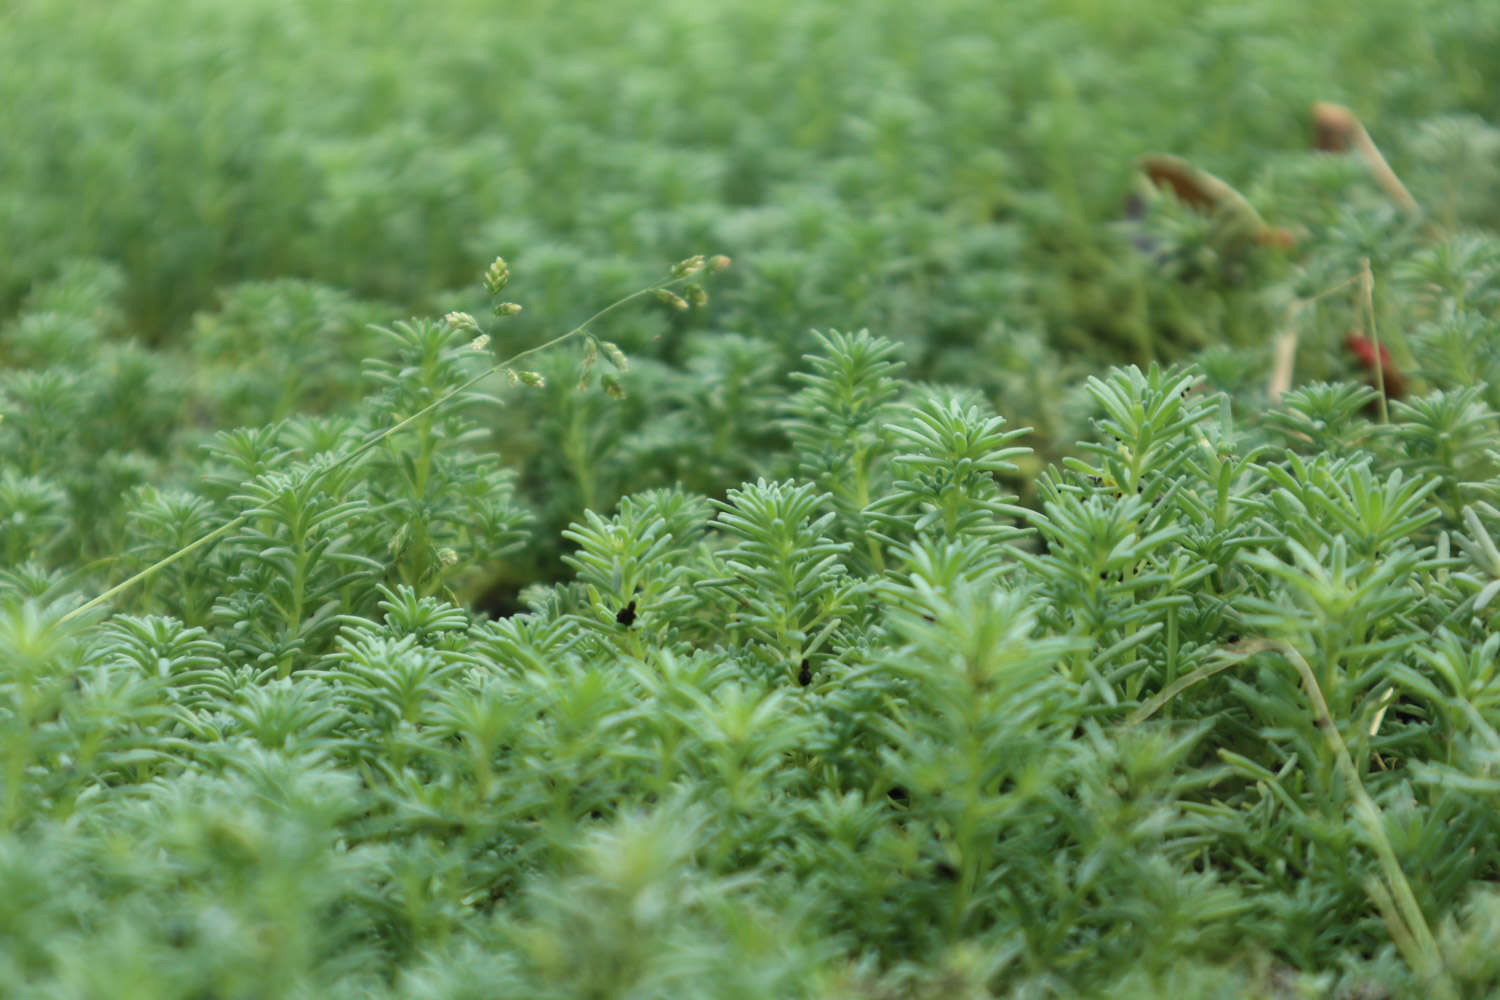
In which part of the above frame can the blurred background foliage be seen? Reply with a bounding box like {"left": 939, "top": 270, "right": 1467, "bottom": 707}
{"left": 3, "top": 0, "right": 1496, "bottom": 350}
{"left": 4, "top": 0, "right": 1498, "bottom": 593}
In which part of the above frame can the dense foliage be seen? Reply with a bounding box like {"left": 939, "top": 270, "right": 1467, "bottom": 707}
{"left": 4, "top": 0, "right": 1500, "bottom": 996}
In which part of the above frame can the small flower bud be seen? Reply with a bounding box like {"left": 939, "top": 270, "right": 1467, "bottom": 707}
{"left": 516, "top": 370, "right": 545, "bottom": 388}
{"left": 492, "top": 301, "right": 523, "bottom": 317}
{"left": 437, "top": 547, "right": 459, "bottom": 566}
{"left": 444, "top": 311, "right": 478, "bottom": 331}
{"left": 655, "top": 289, "right": 689, "bottom": 311}
{"left": 601, "top": 373, "right": 626, "bottom": 400}
{"left": 684, "top": 283, "right": 708, "bottom": 307}
{"left": 708, "top": 254, "right": 731, "bottom": 272}
{"left": 483, "top": 257, "right": 510, "bottom": 294}
{"left": 467, "top": 334, "right": 490, "bottom": 352}
{"left": 671, "top": 254, "right": 705, "bottom": 277}
{"left": 600, "top": 340, "right": 629, "bottom": 372}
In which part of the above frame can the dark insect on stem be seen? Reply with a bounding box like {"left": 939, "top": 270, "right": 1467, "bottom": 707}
{"left": 798, "top": 658, "right": 812, "bottom": 686}
{"left": 615, "top": 600, "right": 637, "bottom": 626}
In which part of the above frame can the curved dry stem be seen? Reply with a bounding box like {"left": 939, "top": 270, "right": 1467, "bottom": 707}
{"left": 1313, "top": 102, "right": 1421, "bottom": 217}
{"left": 1141, "top": 636, "right": 1453, "bottom": 996}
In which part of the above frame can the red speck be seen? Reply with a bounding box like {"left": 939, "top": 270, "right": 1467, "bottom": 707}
{"left": 1345, "top": 332, "right": 1407, "bottom": 399}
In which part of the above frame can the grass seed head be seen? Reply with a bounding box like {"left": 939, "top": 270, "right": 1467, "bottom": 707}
{"left": 444, "top": 311, "right": 479, "bottom": 332}
{"left": 483, "top": 256, "right": 511, "bottom": 295}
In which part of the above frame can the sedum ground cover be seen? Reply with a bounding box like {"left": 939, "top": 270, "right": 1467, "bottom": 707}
{"left": 5, "top": 0, "right": 1500, "bottom": 995}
